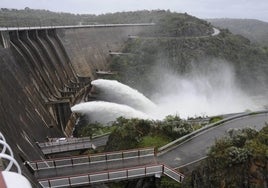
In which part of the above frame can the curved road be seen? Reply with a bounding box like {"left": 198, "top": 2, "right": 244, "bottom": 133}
{"left": 158, "top": 113, "right": 268, "bottom": 168}
{"left": 129, "top": 27, "right": 220, "bottom": 39}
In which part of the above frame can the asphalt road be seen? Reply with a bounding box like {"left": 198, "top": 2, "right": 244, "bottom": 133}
{"left": 158, "top": 113, "right": 268, "bottom": 168}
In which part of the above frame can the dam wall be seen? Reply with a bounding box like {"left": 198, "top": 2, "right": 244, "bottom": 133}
{"left": 0, "top": 24, "right": 152, "bottom": 186}
{"left": 59, "top": 25, "right": 148, "bottom": 76}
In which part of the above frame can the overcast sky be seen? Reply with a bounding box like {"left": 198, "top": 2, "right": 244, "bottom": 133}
{"left": 1, "top": 0, "right": 268, "bottom": 22}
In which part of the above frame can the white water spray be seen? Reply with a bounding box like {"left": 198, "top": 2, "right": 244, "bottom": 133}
{"left": 71, "top": 101, "right": 151, "bottom": 124}
{"left": 91, "top": 79, "right": 156, "bottom": 113}
{"left": 72, "top": 60, "right": 262, "bottom": 125}
{"left": 150, "top": 61, "right": 260, "bottom": 118}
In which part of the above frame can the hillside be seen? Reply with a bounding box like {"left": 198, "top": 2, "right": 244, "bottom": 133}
{"left": 107, "top": 13, "right": 268, "bottom": 186}
{"left": 0, "top": 8, "right": 208, "bottom": 28}
{"left": 207, "top": 18, "right": 268, "bottom": 46}
{"left": 1, "top": 9, "right": 268, "bottom": 187}
{"left": 110, "top": 21, "right": 268, "bottom": 99}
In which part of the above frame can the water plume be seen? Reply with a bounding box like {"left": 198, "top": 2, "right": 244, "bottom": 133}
{"left": 149, "top": 60, "right": 260, "bottom": 119}
{"left": 72, "top": 60, "right": 262, "bottom": 125}
{"left": 91, "top": 79, "right": 156, "bottom": 113}
{"left": 71, "top": 101, "right": 151, "bottom": 125}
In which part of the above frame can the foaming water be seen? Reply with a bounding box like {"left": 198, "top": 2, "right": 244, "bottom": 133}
{"left": 150, "top": 62, "right": 260, "bottom": 119}
{"left": 72, "top": 61, "right": 263, "bottom": 124}
{"left": 91, "top": 79, "right": 156, "bottom": 113}
{"left": 71, "top": 101, "right": 151, "bottom": 124}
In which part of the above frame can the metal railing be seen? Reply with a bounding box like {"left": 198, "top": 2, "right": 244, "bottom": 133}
{"left": 38, "top": 163, "right": 163, "bottom": 188}
{"left": 163, "top": 165, "right": 184, "bottom": 183}
{"left": 37, "top": 137, "right": 93, "bottom": 155}
{"left": 36, "top": 134, "right": 109, "bottom": 155}
{"left": 28, "top": 147, "right": 155, "bottom": 171}
{"left": 38, "top": 163, "right": 184, "bottom": 188}
{"left": 40, "top": 142, "right": 93, "bottom": 155}
{"left": 37, "top": 137, "right": 91, "bottom": 148}
{"left": 0, "top": 132, "right": 32, "bottom": 188}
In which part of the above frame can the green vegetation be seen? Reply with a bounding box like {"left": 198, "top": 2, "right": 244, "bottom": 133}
{"left": 105, "top": 116, "right": 194, "bottom": 151}
{"left": 209, "top": 116, "right": 223, "bottom": 124}
{"left": 78, "top": 118, "right": 268, "bottom": 187}
{"left": 160, "top": 176, "right": 183, "bottom": 188}
{"left": 76, "top": 115, "right": 195, "bottom": 152}
{"left": 74, "top": 115, "right": 116, "bottom": 138}
{"left": 110, "top": 25, "right": 268, "bottom": 97}
{"left": 182, "top": 125, "right": 268, "bottom": 187}
{"left": 140, "top": 135, "right": 170, "bottom": 148}
{"left": 77, "top": 122, "right": 116, "bottom": 138}
{"left": 2, "top": 9, "right": 268, "bottom": 94}
{"left": 0, "top": 8, "right": 211, "bottom": 32}
{"left": 0, "top": 8, "right": 83, "bottom": 27}
{"left": 5, "top": 8, "right": 267, "bottom": 186}
{"left": 77, "top": 115, "right": 197, "bottom": 187}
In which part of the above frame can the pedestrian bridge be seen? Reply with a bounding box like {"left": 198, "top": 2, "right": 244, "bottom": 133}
{"left": 27, "top": 147, "right": 184, "bottom": 187}
{"left": 36, "top": 135, "right": 109, "bottom": 155}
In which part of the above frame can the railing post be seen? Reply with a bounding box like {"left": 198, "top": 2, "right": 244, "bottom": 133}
{"left": 145, "top": 166, "right": 147, "bottom": 176}
{"left": 53, "top": 160, "right": 56, "bottom": 168}
{"left": 88, "top": 174, "right": 91, "bottom": 183}
{"left": 71, "top": 158, "right": 73, "bottom": 166}
{"left": 35, "top": 162, "right": 38, "bottom": 170}
{"left": 48, "top": 179, "right": 51, "bottom": 188}
{"left": 68, "top": 177, "right": 71, "bottom": 187}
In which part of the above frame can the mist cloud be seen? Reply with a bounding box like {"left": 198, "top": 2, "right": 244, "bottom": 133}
{"left": 149, "top": 60, "right": 259, "bottom": 119}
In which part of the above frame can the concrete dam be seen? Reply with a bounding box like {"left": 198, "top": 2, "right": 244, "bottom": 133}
{"left": 0, "top": 24, "right": 154, "bottom": 185}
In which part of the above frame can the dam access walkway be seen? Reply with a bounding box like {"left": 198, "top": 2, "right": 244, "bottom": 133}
{"left": 36, "top": 135, "right": 109, "bottom": 155}
{"left": 27, "top": 147, "right": 184, "bottom": 188}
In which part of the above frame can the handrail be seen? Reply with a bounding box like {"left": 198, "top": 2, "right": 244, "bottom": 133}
{"left": 37, "top": 137, "right": 91, "bottom": 148}
{"left": 163, "top": 164, "right": 184, "bottom": 183}
{"left": 38, "top": 163, "right": 184, "bottom": 188}
{"left": 38, "top": 163, "right": 162, "bottom": 188}
{"left": 32, "top": 146, "right": 154, "bottom": 162}
{"left": 28, "top": 147, "right": 155, "bottom": 171}
{"left": 0, "top": 132, "right": 32, "bottom": 187}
